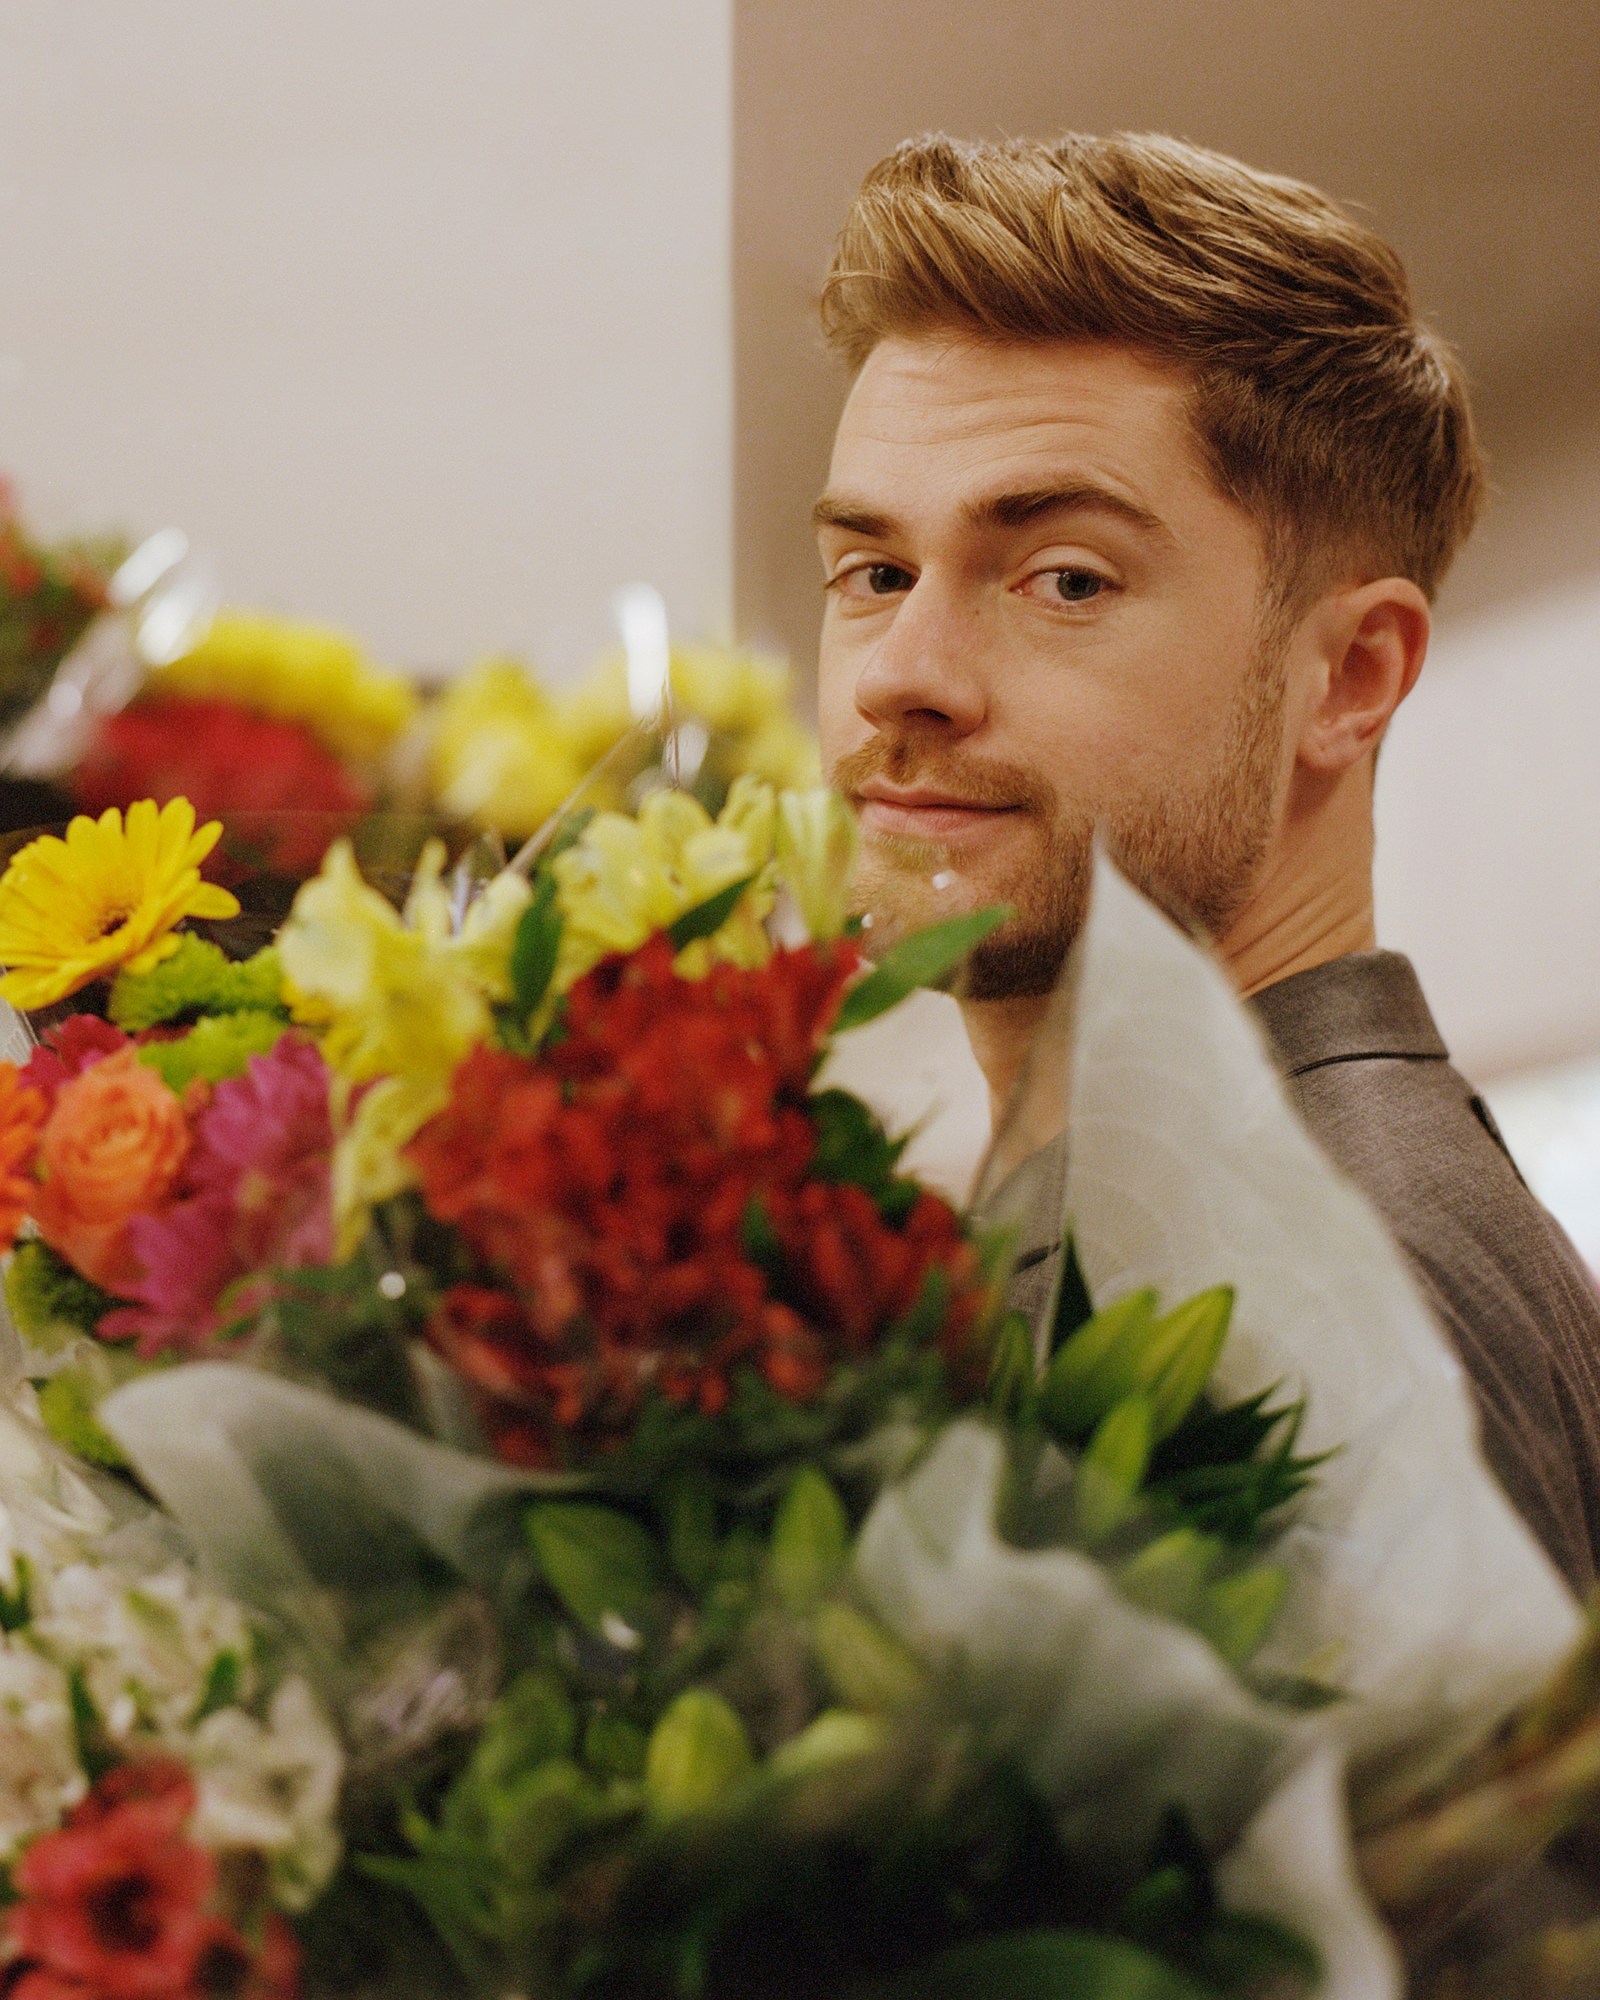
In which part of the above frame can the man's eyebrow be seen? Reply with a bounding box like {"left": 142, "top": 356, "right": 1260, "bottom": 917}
{"left": 812, "top": 484, "right": 1170, "bottom": 541}
{"left": 811, "top": 493, "right": 899, "bottom": 537}
{"left": 965, "top": 482, "right": 1170, "bottom": 538}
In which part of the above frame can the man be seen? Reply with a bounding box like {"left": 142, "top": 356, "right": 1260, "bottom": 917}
{"left": 812, "top": 131, "right": 1600, "bottom": 1590}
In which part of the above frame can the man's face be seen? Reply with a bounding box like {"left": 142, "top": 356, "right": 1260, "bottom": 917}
{"left": 815, "top": 336, "right": 1295, "bottom": 998}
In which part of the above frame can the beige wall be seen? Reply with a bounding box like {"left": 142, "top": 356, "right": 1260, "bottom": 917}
{"left": 0, "top": 0, "right": 733, "bottom": 680}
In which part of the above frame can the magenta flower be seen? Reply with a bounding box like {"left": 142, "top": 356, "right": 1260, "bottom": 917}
{"left": 101, "top": 1035, "right": 335, "bottom": 1355}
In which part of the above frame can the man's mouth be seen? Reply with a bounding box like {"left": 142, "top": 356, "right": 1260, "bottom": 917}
{"left": 854, "top": 781, "right": 1023, "bottom": 844}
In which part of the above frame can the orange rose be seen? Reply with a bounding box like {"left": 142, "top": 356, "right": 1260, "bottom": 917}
{"left": 31, "top": 1048, "right": 190, "bottom": 1291}
{"left": 0, "top": 1064, "right": 46, "bottom": 1252}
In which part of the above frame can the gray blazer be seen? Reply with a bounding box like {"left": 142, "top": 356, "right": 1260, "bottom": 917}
{"left": 992, "top": 950, "right": 1600, "bottom": 1592}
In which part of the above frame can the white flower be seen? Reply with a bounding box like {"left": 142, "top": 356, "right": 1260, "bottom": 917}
{"left": 188, "top": 1678, "right": 344, "bottom": 1909}
{"left": 32, "top": 1562, "right": 252, "bottom": 1741}
{"left": 0, "top": 1640, "right": 84, "bottom": 1858}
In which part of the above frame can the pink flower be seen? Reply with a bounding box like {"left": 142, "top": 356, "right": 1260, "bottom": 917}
{"left": 99, "top": 1038, "right": 334, "bottom": 1355}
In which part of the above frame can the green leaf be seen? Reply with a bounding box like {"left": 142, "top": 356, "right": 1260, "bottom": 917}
{"left": 770, "top": 1466, "right": 850, "bottom": 1611}
{"left": 525, "top": 1502, "right": 664, "bottom": 1639}
{"left": 859, "top": 1927, "right": 1216, "bottom": 2000}
{"left": 811, "top": 1601, "right": 928, "bottom": 1714}
{"left": 667, "top": 873, "right": 756, "bottom": 950}
{"left": 6, "top": 1240, "right": 119, "bottom": 1350}
{"left": 1192, "top": 1563, "right": 1289, "bottom": 1669}
{"left": 509, "top": 872, "right": 563, "bottom": 1019}
{"left": 657, "top": 1470, "right": 721, "bottom": 1594}
{"left": 1037, "top": 1289, "right": 1159, "bottom": 1442}
{"left": 833, "top": 906, "right": 1013, "bottom": 1032}
{"left": 1141, "top": 1288, "right": 1234, "bottom": 1441}
{"left": 644, "top": 1690, "right": 753, "bottom": 1817}
{"left": 986, "top": 1310, "right": 1036, "bottom": 1420}
{"left": 1049, "top": 1236, "right": 1095, "bottom": 1352}
{"left": 584, "top": 1712, "right": 648, "bottom": 1781}
{"left": 193, "top": 1649, "right": 244, "bottom": 1722}
{"left": 1116, "top": 1528, "right": 1224, "bottom": 1627}
{"left": 1075, "top": 1394, "right": 1155, "bottom": 1544}
{"left": 806, "top": 1088, "right": 908, "bottom": 1197}
{"left": 0, "top": 1553, "right": 31, "bottom": 1632}
{"left": 67, "top": 1665, "right": 116, "bottom": 1783}
{"left": 36, "top": 1370, "right": 129, "bottom": 1469}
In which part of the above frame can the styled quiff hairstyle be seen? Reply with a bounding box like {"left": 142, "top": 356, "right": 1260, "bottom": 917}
{"left": 822, "top": 132, "right": 1485, "bottom": 602}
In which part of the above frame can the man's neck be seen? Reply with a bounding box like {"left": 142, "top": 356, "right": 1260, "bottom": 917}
{"left": 1215, "top": 763, "right": 1377, "bottom": 997}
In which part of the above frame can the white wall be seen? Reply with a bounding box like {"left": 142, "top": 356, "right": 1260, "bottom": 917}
{"left": 0, "top": 1, "right": 732, "bottom": 680}
{"left": 1376, "top": 577, "right": 1600, "bottom": 1080}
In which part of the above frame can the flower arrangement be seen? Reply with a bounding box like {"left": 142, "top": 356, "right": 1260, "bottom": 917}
{"left": 0, "top": 1391, "right": 341, "bottom": 2000}
{"left": 0, "top": 786, "right": 1588, "bottom": 1998}
{"left": 69, "top": 615, "right": 420, "bottom": 881}
{"left": 0, "top": 486, "right": 121, "bottom": 738}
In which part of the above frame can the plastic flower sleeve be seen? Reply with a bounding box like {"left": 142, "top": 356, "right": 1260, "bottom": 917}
{"left": 1031, "top": 855, "right": 1579, "bottom": 1794}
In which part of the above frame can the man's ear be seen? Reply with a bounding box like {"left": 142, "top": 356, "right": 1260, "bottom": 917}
{"left": 1295, "top": 578, "right": 1430, "bottom": 774}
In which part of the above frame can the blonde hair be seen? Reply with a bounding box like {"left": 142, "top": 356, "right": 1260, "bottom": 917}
{"left": 822, "top": 133, "right": 1485, "bottom": 601}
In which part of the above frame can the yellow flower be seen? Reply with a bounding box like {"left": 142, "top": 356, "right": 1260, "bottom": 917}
{"left": 671, "top": 644, "right": 793, "bottom": 736}
{"left": 427, "top": 658, "right": 588, "bottom": 839}
{"left": 153, "top": 611, "right": 419, "bottom": 763}
{"left": 738, "top": 709, "right": 823, "bottom": 789}
{"left": 775, "top": 788, "right": 860, "bottom": 940}
{"left": 553, "top": 655, "right": 638, "bottom": 770}
{"left": 277, "top": 839, "right": 530, "bottom": 1245}
{"left": 0, "top": 799, "right": 240, "bottom": 1009}
{"left": 551, "top": 785, "right": 775, "bottom": 991}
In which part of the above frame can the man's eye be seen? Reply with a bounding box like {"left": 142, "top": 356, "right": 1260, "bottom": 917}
{"left": 1045, "top": 568, "right": 1105, "bottom": 603}
{"left": 830, "top": 562, "right": 914, "bottom": 600}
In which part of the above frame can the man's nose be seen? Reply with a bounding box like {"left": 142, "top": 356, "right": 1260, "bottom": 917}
{"left": 852, "top": 578, "right": 988, "bottom": 737}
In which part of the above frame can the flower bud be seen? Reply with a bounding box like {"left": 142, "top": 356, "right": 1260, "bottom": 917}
{"left": 775, "top": 788, "right": 860, "bottom": 941}
{"left": 644, "top": 1690, "right": 754, "bottom": 1817}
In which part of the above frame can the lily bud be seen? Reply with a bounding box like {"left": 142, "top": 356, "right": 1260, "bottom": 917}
{"left": 775, "top": 788, "right": 860, "bottom": 941}
{"left": 645, "top": 1690, "right": 754, "bottom": 1816}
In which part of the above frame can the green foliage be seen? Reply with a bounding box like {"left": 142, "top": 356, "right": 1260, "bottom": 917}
{"left": 509, "top": 873, "right": 563, "bottom": 1021}
{"left": 259, "top": 1241, "right": 432, "bottom": 1421}
{"left": 770, "top": 1467, "right": 850, "bottom": 1612}
{"left": 109, "top": 936, "right": 287, "bottom": 1029}
{"left": 833, "top": 907, "right": 1013, "bottom": 1033}
{"left": 1074, "top": 1395, "right": 1154, "bottom": 1545}
{"left": 805, "top": 1090, "right": 917, "bottom": 1221}
{"left": 1037, "top": 1289, "right": 1160, "bottom": 1438}
{"left": 986, "top": 1312, "right": 1036, "bottom": 1421}
{"left": 1146, "top": 1390, "right": 1326, "bottom": 1550}
{"left": 193, "top": 1648, "right": 244, "bottom": 1722}
{"left": 6, "top": 1239, "right": 118, "bottom": 1350}
{"left": 36, "top": 1368, "right": 129, "bottom": 1469}
{"left": 526, "top": 1503, "right": 666, "bottom": 1638}
{"left": 1049, "top": 1237, "right": 1095, "bottom": 1352}
{"left": 137, "top": 1009, "right": 285, "bottom": 1092}
{"left": 667, "top": 874, "right": 757, "bottom": 951}
{"left": 0, "top": 1553, "right": 31, "bottom": 1632}
{"left": 859, "top": 1928, "right": 1217, "bottom": 1999}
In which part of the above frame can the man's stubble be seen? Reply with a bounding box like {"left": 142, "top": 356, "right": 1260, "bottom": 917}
{"left": 832, "top": 628, "right": 1289, "bottom": 1003}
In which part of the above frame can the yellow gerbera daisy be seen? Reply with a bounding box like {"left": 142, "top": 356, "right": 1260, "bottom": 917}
{"left": 0, "top": 799, "right": 241, "bottom": 1008}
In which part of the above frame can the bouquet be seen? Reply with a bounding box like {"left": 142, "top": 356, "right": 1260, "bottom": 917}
{"left": 0, "top": 784, "right": 1586, "bottom": 1999}
{"left": 0, "top": 483, "right": 818, "bottom": 887}
{"left": 0, "top": 487, "right": 122, "bottom": 746}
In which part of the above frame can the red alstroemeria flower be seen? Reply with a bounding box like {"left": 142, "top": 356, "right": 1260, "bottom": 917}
{"left": 4, "top": 1760, "right": 216, "bottom": 2000}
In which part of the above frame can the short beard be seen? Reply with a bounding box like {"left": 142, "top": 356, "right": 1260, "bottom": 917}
{"left": 833, "top": 624, "right": 1289, "bottom": 1003}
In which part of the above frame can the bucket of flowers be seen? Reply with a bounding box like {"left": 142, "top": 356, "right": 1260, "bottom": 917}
{"left": 0, "top": 785, "right": 1588, "bottom": 1999}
